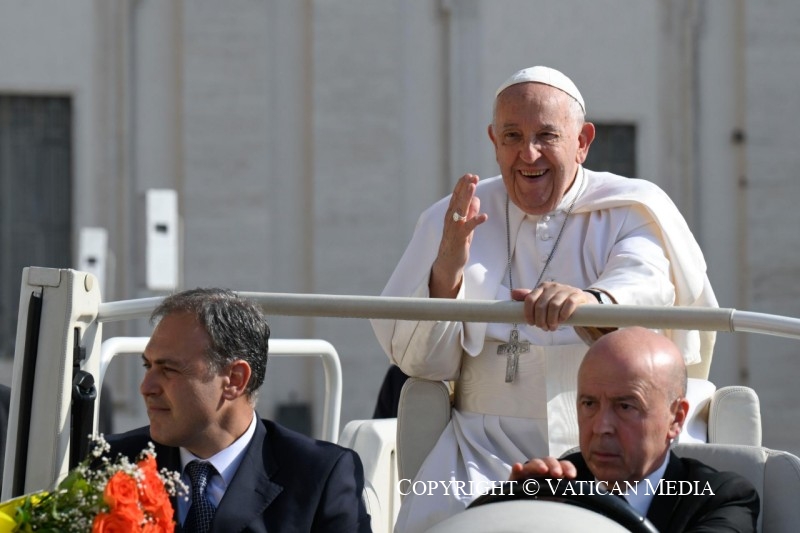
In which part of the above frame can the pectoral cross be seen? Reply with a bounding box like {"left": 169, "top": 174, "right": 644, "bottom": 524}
{"left": 497, "top": 328, "right": 530, "bottom": 383}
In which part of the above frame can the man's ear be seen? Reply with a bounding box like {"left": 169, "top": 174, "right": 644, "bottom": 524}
{"left": 223, "top": 360, "right": 252, "bottom": 400}
{"left": 576, "top": 121, "right": 595, "bottom": 164}
{"left": 668, "top": 397, "right": 690, "bottom": 440}
{"left": 487, "top": 123, "right": 497, "bottom": 147}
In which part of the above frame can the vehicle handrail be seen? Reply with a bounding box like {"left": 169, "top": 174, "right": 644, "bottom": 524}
{"left": 100, "top": 337, "right": 341, "bottom": 443}
{"left": 96, "top": 292, "right": 800, "bottom": 341}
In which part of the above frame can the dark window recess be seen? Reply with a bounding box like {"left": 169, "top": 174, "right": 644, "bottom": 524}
{"left": 0, "top": 95, "right": 73, "bottom": 359}
{"left": 584, "top": 123, "right": 637, "bottom": 179}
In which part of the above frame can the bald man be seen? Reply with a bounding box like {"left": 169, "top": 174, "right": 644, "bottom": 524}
{"left": 508, "top": 327, "right": 759, "bottom": 532}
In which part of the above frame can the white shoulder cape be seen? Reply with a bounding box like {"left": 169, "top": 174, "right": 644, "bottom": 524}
{"left": 373, "top": 169, "right": 717, "bottom": 365}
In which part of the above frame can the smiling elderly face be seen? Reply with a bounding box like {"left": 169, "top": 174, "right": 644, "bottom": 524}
{"left": 488, "top": 82, "right": 594, "bottom": 215}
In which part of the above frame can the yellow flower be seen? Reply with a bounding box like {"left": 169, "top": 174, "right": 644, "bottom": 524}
{"left": 0, "top": 513, "right": 15, "bottom": 533}
{"left": 0, "top": 495, "right": 27, "bottom": 533}
{"left": 0, "top": 436, "right": 183, "bottom": 532}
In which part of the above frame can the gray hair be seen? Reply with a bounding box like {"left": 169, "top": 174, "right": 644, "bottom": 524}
{"left": 491, "top": 85, "right": 586, "bottom": 132}
{"left": 151, "top": 288, "right": 270, "bottom": 399}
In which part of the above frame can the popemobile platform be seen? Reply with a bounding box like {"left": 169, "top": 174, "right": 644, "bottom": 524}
{"left": 3, "top": 267, "right": 800, "bottom": 532}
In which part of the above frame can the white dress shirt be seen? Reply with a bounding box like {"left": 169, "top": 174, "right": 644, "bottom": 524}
{"left": 177, "top": 412, "right": 258, "bottom": 524}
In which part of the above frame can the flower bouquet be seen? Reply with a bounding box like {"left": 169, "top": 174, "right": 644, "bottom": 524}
{"left": 0, "top": 436, "right": 184, "bottom": 533}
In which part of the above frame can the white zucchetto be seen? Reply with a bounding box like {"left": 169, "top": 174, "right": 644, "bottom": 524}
{"left": 495, "top": 66, "right": 585, "bottom": 114}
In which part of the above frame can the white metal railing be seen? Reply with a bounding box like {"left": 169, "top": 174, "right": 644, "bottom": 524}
{"left": 9, "top": 266, "right": 800, "bottom": 503}
{"left": 93, "top": 292, "right": 800, "bottom": 448}
{"left": 100, "top": 337, "right": 342, "bottom": 443}
{"left": 96, "top": 292, "right": 800, "bottom": 340}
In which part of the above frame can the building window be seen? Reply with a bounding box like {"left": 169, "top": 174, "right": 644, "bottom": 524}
{"left": 584, "top": 123, "right": 637, "bottom": 178}
{"left": 0, "top": 95, "right": 72, "bottom": 359}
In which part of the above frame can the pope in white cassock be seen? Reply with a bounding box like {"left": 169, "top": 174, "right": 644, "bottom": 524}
{"left": 371, "top": 66, "right": 718, "bottom": 532}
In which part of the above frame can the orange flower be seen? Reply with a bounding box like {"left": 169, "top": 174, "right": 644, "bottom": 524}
{"left": 92, "top": 510, "right": 142, "bottom": 533}
{"left": 142, "top": 516, "right": 175, "bottom": 533}
{"left": 114, "top": 501, "right": 146, "bottom": 527}
{"left": 149, "top": 496, "right": 174, "bottom": 529}
{"left": 2, "top": 436, "right": 180, "bottom": 532}
{"left": 142, "top": 490, "right": 173, "bottom": 532}
{"left": 137, "top": 456, "right": 166, "bottom": 510}
{"left": 136, "top": 455, "right": 175, "bottom": 530}
{"left": 104, "top": 471, "right": 140, "bottom": 510}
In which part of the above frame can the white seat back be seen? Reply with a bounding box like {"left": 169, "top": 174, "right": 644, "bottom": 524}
{"left": 673, "top": 443, "right": 800, "bottom": 533}
{"left": 679, "top": 383, "right": 762, "bottom": 446}
{"left": 707, "top": 386, "right": 762, "bottom": 446}
{"left": 338, "top": 418, "right": 400, "bottom": 533}
{"left": 396, "top": 378, "right": 451, "bottom": 485}
{"left": 395, "top": 378, "right": 764, "bottom": 483}
{"left": 426, "top": 500, "right": 634, "bottom": 533}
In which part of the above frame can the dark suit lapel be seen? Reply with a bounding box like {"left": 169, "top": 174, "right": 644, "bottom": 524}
{"left": 565, "top": 452, "right": 597, "bottom": 483}
{"left": 645, "top": 452, "right": 684, "bottom": 532}
{"left": 210, "top": 420, "right": 283, "bottom": 533}
{"left": 571, "top": 450, "right": 682, "bottom": 531}
{"left": 154, "top": 441, "right": 182, "bottom": 471}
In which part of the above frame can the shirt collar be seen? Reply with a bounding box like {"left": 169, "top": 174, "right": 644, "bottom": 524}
{"left": 179, "top": 411, "right": 258, "bottom": 488}
{"left": 557, "top": 165, "right": 586, "bottom": 211}
{"left": 625, "top": 452, "right": 670, "bottom": 517}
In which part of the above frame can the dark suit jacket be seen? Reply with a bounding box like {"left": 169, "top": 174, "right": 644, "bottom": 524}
{"left": 372, "top": 365, "right": 409, "bottom": 419}
{"left": 106, "top": 418, "right": 372, "bottom": 533}
{"left": 566, "top": 451, "right": 759, "bottom": 533}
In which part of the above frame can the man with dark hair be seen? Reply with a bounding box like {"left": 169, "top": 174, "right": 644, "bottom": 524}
{"left": 105, "top": 288, "right": 371, "bottom": 532}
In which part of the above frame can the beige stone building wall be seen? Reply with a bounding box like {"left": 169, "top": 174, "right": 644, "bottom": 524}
{"left": 0, "top": 0, "right": 798, "bottom": 453}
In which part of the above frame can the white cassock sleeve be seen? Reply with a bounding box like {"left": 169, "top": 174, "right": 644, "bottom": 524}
{"left": 588, "top": 203, "right": 675, "bottom": 307}
{"left": 384, "top": 279, "right": 466, "bottom": 381}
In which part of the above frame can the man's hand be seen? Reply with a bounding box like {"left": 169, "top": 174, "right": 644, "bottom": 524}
{"left": 512, "top": 283, "right": 597, "bottom": 331}
{"left": 509, "top": 456, "right": 577, "bottom": 482}
{"left": 429, "top": 174, "right": 489, "bottom": 298}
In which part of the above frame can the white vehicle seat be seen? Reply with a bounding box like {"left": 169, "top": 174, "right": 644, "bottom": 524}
{"left": 425, "top": 500, "right": 635, "bottom": 533}
{"left": 707, "top": 385, "right": 762, "bottom": 446}
{"left": 396, "top": 377, "right": 452, "bottom": 489}
{"left": 677, "top": 380, "right": 762, "bottom": 446}
{"left": 673, "top": 442, "right": 800, "bottom": 533}
{"left": 423, "top": 444, "right": 800, "bottom": 533}
{"left": 396, "top": 377, "right": 763, "bottom": 484}
{"left": 338, "top": 418, "right": 400, "bottom": 533}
